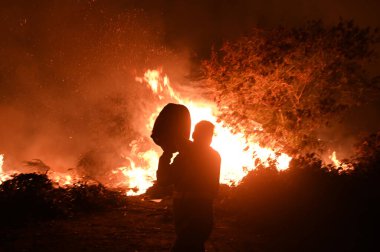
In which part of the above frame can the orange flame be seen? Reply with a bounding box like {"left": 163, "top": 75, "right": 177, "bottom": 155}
{"left": 109, "top": 144, "right": 160, "bottom": 196}
{"left": 0, "top": 154, "right": 3, "bottom": 172}
{"left": 328, "top": 151, "right": 353, "bottom": 172}
{"left": 129, "top": 68, "right": 292, "bottom": 192}
{"left": 0, "top": 69, "right": 292, "bottom": 195}
{"left": 0, "top": 154, "right": 11, "bottom": 183}
{"left": 0, "top": 153, "right": 81, "bottom": 187}
{"left": 48, "top": 171, "right": 79, "bottom": 186}
{"left": 329, "top": 151, "right": 341, "bottom": 167}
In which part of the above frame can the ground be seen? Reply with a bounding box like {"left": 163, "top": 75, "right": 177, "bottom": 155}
{"left": 1, "top": 193, "right": 366, "bottom": 252}
{"left": 0, "top": 196, "right": 245, "bottom": 252}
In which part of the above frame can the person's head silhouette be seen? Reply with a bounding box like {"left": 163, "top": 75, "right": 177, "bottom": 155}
{"left": 192, "top": 120, "right": 215, "bottom": 146}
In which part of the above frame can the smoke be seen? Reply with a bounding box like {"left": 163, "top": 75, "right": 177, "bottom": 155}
{"left": 0, "top": 0, "right": 191, "bottom": 175}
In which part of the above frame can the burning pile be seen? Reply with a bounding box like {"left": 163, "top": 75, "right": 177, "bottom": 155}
{"left": 122, "top": 69, "right": 293, "bottom": 194}
{"left": 2, "top": 69, "right": 293, "bottom": 195}
{"left": 0, "top": 69, "right": 356, "bottom": 196}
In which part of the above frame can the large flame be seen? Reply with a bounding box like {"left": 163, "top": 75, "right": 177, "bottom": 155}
{"left": 111, "top": 149, "right": 159, "bottom": 196}
{"left": 121, "top": 68, "right": 292, "bottom": 194}
{"left": 0, "top": 69, "right": 293, "bottom": 195}
{"left": 0, "top": 154, "right": 11, "bottom": 183}
{"left": 328, "top": 151, "right": 353, "bottom": 173}
{"left": 0, "top": 154, "right": 3, "bottom": 171}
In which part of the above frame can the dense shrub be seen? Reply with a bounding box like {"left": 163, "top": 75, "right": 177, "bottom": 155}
{"left": 222, "top": 135, "right": 380, "bottom": 251}
{"left": 203, "top": 20, "right": 380, "bottom": 154}
{"left": 0, "top": 173, "right": 126, "bottom": 225}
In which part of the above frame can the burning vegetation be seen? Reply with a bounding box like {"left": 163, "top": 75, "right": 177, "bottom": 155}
{"left": 1, "top": 1, "right": 380, "bottom": 250}
{"left": 1, "top": 67, "right": 294, "bottom": 195}
{"left": 203, "top": 20, "right": 380, "bottom": 155}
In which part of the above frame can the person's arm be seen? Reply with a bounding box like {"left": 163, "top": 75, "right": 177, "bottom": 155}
{"left": 156, "top": 151, "right": 173, "bottom": 186}
{"left": 211, "top": 152, "right": 222, "bottom": 198}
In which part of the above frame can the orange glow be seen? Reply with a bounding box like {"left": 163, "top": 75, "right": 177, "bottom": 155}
{"left": 0, "top": 154, "right": 11, "bottom": 183}
{"left": 110, "top": 148, "right": 159, "bottom": 196}
{"left": 128, "top": 68, "right": 292, "bottom": 192}
{"left": 0, "top": 153, "right": 81, "bottom": 187}
{"left": 328, "top": 151, "right": 353, "bottom": 172}
{"left": 0, "top": 69, "right": 292, "bottom": 195}
{"left": 49, "top": 171, "right": 78, "bottom": 186}
{"left": 329, "top": 151, "right": 341, "bottom": 167}
{"left": 0, "top": 154, "right": 3, "bottom": 172}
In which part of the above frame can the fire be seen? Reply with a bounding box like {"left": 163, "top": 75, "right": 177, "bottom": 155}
{"left": 329, "top": 151, "right": 341, "bottom": 167}
{"left": 108, "top": 144, "right": 160, "bottom": 196}
{"left": 49, "top": 171, "right": 79, "bottom": 186}
{"left": 0, "top": 154, "right": 11, "bottom": 183}
{"left": 135, "top": 69, "right": 179, "bottom": 101}
{"left": 0, "top": 69, "right": 292, "bottom": 195}
{"left": 112, "top": 151, "right": 158, "bottom": 196}
{"left": 0, "top": 153, "right": 80, "bottom": 186}
{"left": 0, "top": 154, "right": 3, "bottom": 171}
{"left": 128, "top": 68, "right": 292, "bottom": 191}
{"left": 328, "top": 151, "right": 353, "bottom": 172}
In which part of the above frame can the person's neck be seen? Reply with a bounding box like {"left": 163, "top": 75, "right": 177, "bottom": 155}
{"left": 193, "top": 141, "right": 210, "bottom": 147}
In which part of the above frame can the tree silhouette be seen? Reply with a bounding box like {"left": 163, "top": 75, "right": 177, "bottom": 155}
{"left": 203, "top": 20, "right": 380, "bottom": 154}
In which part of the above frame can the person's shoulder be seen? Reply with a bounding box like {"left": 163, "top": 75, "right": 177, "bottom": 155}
{"left": 177, "top": 139, "right": 193, "bottom": 153}
{"left": 209, "top": 146, "right": 221, "bottom": 161}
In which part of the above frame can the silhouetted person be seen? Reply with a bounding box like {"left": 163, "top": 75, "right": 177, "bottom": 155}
{"left": 157, "top": 120, "right": 221, "bottom": 252}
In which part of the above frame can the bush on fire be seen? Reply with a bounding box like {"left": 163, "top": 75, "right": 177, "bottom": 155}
{"left": 203, "top": 20, "right": 380, "bottom": 154}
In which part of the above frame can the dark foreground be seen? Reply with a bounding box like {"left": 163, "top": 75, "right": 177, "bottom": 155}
{"left": 2, "top": 137, "right": 380, "bottom": 252}
{"left": 0, "top": 196, "right": 243, "bottom": 252}
{"left": 1, "top": 194, "right": 377, "bottom": 252}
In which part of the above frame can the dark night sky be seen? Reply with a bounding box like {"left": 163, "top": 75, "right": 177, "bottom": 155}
{"left": 2, "top": 0, "right": 380, "bottom": 59}
{"left": 0, "top": 0, "right": 379, "bottom": 171}
{"left": 146, "top": 0, "right": 380, "bottom": 59}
